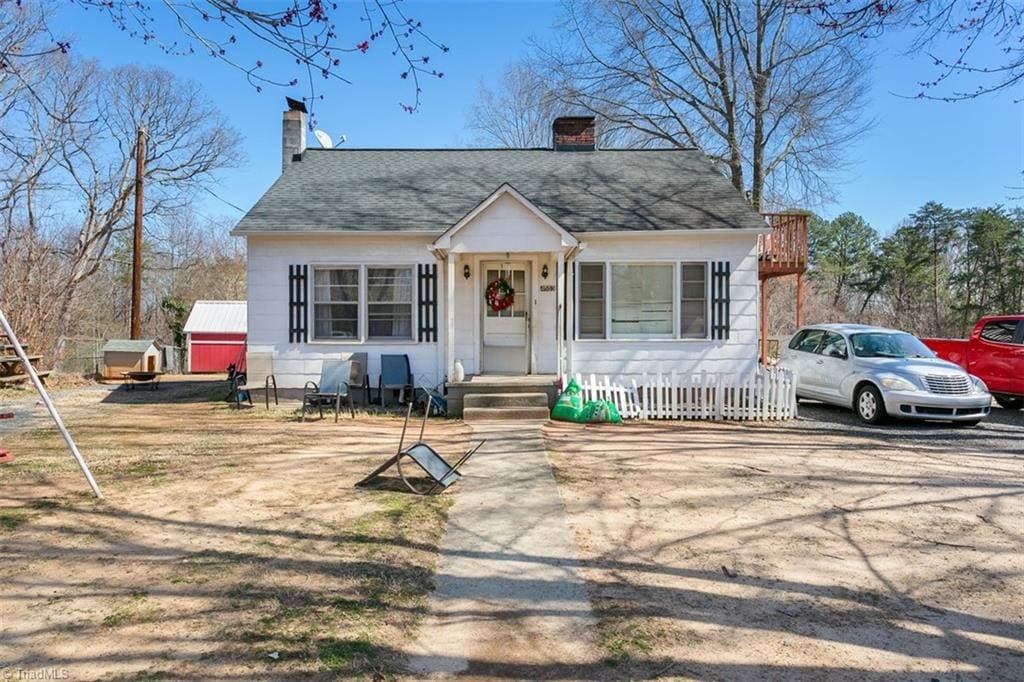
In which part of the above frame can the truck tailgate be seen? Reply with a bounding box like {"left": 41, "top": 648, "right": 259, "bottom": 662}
{"left": 922, "top": 338, "right": 970, "bottom": 369}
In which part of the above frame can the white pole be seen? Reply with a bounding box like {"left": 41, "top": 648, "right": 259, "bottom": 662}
{"left": 0, "top": 309, "right": 103, "bottom": 498}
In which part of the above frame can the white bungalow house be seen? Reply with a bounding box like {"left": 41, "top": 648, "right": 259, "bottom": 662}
{"left": 232, "top": 105, "right": 804, "bottom": 415}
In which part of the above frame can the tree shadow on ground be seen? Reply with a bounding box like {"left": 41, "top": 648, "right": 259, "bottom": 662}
{"left": 99, "top": 378, "right": 230, "bottom": 405}
{"left": 538, "top": 419, "right": 1024, "bottom": 679}
{"left": 1, "top": 405, "right": 472, "bottom": 679}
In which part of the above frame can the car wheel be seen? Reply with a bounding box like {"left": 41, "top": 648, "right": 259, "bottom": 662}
{"left": 855, "top": 385, "right": 886, "bottom": 424}
{"left": 994, "top": 395, "right": 1023, "bottom": 410}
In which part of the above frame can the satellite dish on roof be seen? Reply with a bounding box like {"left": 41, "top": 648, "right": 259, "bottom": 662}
{"left": 337, "top": 133, "right": 347, "bottom": 145}
{"left": 313, "top": 129, "right": 333, "bottom": 149}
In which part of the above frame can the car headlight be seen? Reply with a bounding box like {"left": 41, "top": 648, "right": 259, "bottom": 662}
{"left": 879, "top": 375, "right": 917, "bottom": 392}
{"left": 971, "top": 375, "right": 989, "bottom": 394}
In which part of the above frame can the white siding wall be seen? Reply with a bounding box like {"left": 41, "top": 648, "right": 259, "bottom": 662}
{"left": 448, "top": 193, "right": 564, "bottom": 254}
{"left": 246, "top": 235, "right": 442, "bottom": 389}
{"left": 246, "top": 226, "right": 762, "bottom": 388}
{"left": 570, "top": 232, "right": 760, "bottom": 379}
{"left": 533, "top": 251, "right": 558, "bottom": 373}
{"left": 451, "top": 252, "right": 478, "bottom": 375}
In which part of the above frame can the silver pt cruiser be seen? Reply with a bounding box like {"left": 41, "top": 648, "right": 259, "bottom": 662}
{"left": 779, "top": 324, "right": 992, "bottom": 424}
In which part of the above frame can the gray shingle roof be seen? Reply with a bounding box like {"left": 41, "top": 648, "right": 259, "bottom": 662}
{"left": 231, "top": 148, "right": 767, "bottom": 235}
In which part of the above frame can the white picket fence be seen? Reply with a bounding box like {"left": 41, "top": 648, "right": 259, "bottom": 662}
{"left": 561, "top": 368, "right": 797, "bottom": 421}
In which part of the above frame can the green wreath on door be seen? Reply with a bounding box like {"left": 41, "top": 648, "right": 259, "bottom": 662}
{"left": 485, "top": 278, "right": 515, "bottom": 312}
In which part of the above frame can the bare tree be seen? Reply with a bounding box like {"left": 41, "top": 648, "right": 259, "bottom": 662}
{"left": 0, "top": 3, "right": 61, "bottom": 232}
{"left": 468, "top": 64, "right": 561, "bottom": 147}
{"left": 467, "top": 59, "right": 662, "bottom": 149}
{"left": 533, "top": 0, "right": 873, "bottom": 209}
{"left": 40, "top": 63, "right": 240, "bottom": 344}
{"left": 81, "top": 209, "right": 246, "bottom": 346}
{"left": 5, "top": 0, "right": 448, "bottom": 116}
{"left": 802, "top": 1, "right": 1023, "bottom": 100}
{"left": 0, "top": 18, "right": 239, "bottom": 355}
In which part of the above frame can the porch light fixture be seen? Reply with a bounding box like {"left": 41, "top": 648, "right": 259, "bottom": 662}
{"left": 541, "top": 264, "right": 549, "bottom": 279}
{"left": 463, "top": 264, "right": 471, "bottom": 279}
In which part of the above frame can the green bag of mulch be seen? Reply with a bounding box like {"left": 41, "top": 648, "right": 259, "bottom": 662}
{"left": 579, "top": 399, "right": 623, "bottom": 424}
{"left": 551, "top": 378, "right": 585, "bottom": 422}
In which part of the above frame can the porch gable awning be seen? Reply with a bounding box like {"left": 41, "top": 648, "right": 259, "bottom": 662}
{"left": 431, "top": 183, "right": 579, "bottom": 253}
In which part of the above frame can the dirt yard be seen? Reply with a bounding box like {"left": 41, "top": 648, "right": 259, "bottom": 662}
{"left": 546, "top": 419, "right": 1024, "bottom": 680}
{"left": 0, "top": 377, "right": 469, "bottom": 680}
{"left": 4, "top": 378, "right": 1023, "bottom": 680}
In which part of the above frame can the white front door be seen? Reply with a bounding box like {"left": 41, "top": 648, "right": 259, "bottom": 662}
{"left": 481, "top": 261, "right": 530, "bottom": 374}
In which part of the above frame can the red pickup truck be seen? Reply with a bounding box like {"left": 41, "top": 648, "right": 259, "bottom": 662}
{"left": 923, "top": 315, "right": 1024, "bottom": 410}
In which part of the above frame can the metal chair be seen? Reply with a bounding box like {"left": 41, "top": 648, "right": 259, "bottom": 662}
{"left": 377, "top": 354, "right": 414, "bottom": 406}
{"left": 343, "top": 352, "right": 370, "bottom": 405}
{"left": 355, "top": 401, "right": 485, "bottom": 495}
{"left": 301, "top": 360, "right": 356, "bottom": 422}
{"left": 233, "top": 352, "right": 278, "bottom": 409}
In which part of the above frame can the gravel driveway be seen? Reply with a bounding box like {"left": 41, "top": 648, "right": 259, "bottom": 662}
{"left": 794, "top": 400, "right": 1024, "bottom": 454}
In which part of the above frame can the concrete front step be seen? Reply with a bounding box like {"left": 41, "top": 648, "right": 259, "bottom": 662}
{"left": 446, "top": 376, "right": 560, "bottom": 418}
{"left": 463, "top": 406, "right": 551, "bottom": 421}
{"left": 464, "top": 392, "right": 550, "bottom": 409}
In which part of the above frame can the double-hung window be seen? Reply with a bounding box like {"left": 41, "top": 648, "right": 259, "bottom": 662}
{"left": 312, "top": 265, "right": 414, "bottom": 341}
{"left": 367, "top": 267, "right": 413, "bottom": 340}
{"left": 611, "top": 264, "right": 674, "bottom": 337}
{"left": 680, "top": 263, "right": 708, "bottom": 338}
{"left": 577, "top": 261, "right": 710, "bottom": 340}
{"left": 578, "top": 263, "right": 606, "bottom": 339}
{"left": 313, "top": 268, "right": 359, "bottom": 340}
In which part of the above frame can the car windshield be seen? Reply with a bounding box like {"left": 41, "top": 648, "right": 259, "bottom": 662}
{"left": 850, "top": 332, "right": 935, "bottom": 359}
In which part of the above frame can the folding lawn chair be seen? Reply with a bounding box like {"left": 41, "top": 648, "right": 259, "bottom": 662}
{"left": 233, "top": 352, "right": 278, "bottom": 409}
{"left": 377, "top": 353, "right": 414, "bottom": 406}
{"left": 355, "top": 401, "right": 485, "bottom": 495}
{"left": 301, "top": 359, "right": 356, "bottom": 422}
{"left": 343, "top": 352, "right": 370, "bottom": 405}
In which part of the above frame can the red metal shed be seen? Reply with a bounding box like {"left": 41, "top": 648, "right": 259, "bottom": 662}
{"left": 183, "top": 301, "right": 247, "bottom": 374}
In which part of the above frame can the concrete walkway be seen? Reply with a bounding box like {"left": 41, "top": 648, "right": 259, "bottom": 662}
{"left": 405, "top": 421, "right": 598, "bottom": 678}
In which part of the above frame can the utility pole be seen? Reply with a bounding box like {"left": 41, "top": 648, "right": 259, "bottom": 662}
{"left": 130, "top": 127, "right": 145, "bottom": 339}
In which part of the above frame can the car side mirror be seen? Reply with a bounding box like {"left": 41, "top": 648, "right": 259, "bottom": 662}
{"left": 828, "top": 348, "right": 847, "bottom": 359}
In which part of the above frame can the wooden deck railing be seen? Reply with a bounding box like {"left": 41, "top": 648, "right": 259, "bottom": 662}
{"left": 758, "top": 213, "right": 808, "bottom": 277}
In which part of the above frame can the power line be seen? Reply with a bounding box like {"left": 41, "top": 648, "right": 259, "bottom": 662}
{"left": 201, "top": 185, "right": 247, "bottom": 214}
{"left": 154, "top": 144, "right": 247, "bottom": 215}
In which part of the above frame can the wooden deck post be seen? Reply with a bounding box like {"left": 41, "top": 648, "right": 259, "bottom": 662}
{"left": 795, "top": 272, "right": 805, "bottom": 328}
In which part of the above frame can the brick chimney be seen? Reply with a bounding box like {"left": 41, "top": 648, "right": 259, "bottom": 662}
{"left": 282, "top": 97, "right": 307, "bottom": 172}
{"left": 552, "top": 116, "right": 596, "bottom": 151}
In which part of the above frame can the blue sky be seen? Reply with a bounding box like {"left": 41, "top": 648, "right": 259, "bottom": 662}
{"left": 57, "top": 1, "right": 1021, "bottom": 234}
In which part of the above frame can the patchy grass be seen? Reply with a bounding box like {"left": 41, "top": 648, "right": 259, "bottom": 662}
{"left": 0, "top": 498, "right": 60, "bottom": 532}
{"left": 599, "top": 622, "right": 657, "bottom": 664}
{"left": 224, "top": 493, "right": 452, "bottom": 676}
{"left": 595, "top": 600, "right": 665, "bottom": 665}
{"left": 317, "top": 637, "right": 375, "bottom": 670}
{"left": 0, "top": 508, "right": 31, "bottom": 531}
{"left": 1, "top": 376, "right": 470, "bottom": 679}
{"left": 101, "top": 591, "right": 155, "bottom": 628}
